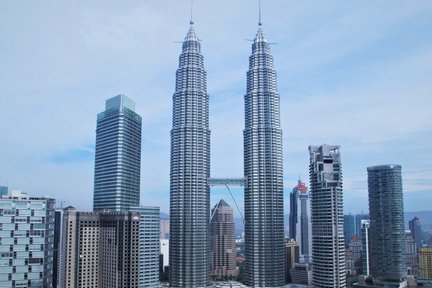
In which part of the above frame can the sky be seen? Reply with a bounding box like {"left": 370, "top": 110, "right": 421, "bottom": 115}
{"left": 1, "top": 1, "right": 431, "bottom": 217}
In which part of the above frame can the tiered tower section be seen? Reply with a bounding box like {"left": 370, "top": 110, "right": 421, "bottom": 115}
{"left": 169, "top": 22, "right": 211, "bottom": 288}
{"left": 244, "top": 24, "right": 285, "bottom": 287}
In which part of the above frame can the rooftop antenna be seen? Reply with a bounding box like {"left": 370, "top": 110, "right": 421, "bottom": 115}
{"left": 190, "top": 0, "right": 194, "bottom": 25}
{"left": 258, "top": 0, "right": 262, "bottom": 26}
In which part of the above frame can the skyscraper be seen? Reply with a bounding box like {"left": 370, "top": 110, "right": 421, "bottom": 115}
{"left": 289, "top": 179, "right": 310, "bottom": 261}
{"left": 309, "top": 145, "right": 346, "bottom": 288}
{"left": 243, "top": 20, "right": 285, "bottom": 287}
{"left": 409, "top": 216, "right": 422, "bottom": 250}
{"left": 93, "top": 94, "right": 142, "bottom": 212}
{"left": 367, "top": 164, "right": 406, "bottom": 281}
{"left": 210, "top": 199, "right": 237, "bottom": 279}
{"left": 169, "top": 21, "right": 211, "bottom": 288}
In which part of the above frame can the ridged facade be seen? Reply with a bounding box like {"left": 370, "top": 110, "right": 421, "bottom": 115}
{"left": 93, "top": 95, "right": 142, "bottom": 212}
{"left": 367, "top": 164, "right": 406, "bottom": 280}
{"left": 309, "top": 145, "right": 346, "bottom": 288}
{"left": 169, "top": 22, "right": 211, "bottom": 288}
{"left": 243, "top": 24, "right": 285, "bottom": 287}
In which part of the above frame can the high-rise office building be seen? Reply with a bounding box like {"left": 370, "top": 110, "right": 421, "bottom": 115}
{"left": 210, "top": 199, "right": 237, "bottom": 279}
{"left": 309, "top": 145, "right": 346, "bottom": 288}
{"left": 169, "top": 21, "right": 211, "bottom": 288}
{"left": 61, "top": 207, "right": 100, "bottom": 288}
{"left": 360, "top": 219, "right": 370, "bottom": 276}
{"left": 93, "top": 94, "right": 142, "bottom": 212}
{"left": 409, "top": 216, "right": 422, "bottom": 250}
{"left": 243, "top": 21, "right": 285, "bottom": 287}
{"left": 99, "top": 211, "right": 141, "bottom": 288}
{"left": 289, "top": 180, "right": 310, "bottom": 261}
{"left": 367, "top": 164, "right": 406, "bottom": 281}
{"left": 62, "top": 207, "right": 159, "bottom": 288}
{"left": 0, "top": 190, "right": 55, "bottom": 288}
{"left": 419, "top": 248, "right": 432, "bottom": 279}
{"left": 134, "top": 206, "right": 160, "bottom": 288}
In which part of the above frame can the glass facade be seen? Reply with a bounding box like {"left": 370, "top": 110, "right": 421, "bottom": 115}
{"left": 0, "top": 192, "right": 55, "bottom": 287}
{"left": 367, "top": 164, "right": 406, "bottom": 280}
{"left": 169, "top": 22, "right": 211, "bottom": 288}
{"left": 93, "top": 94, "right": 142, "bottom": 212}
{"left": 243, "top": 24, "right": 285, "bottom": 287}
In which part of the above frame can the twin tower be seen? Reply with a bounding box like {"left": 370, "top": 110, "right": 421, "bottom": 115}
{"left": 170, "top": 20, "right": 284, "bottom": 287}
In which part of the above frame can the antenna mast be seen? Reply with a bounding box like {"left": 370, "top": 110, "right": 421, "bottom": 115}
{"left": 190, "top": 0, "right": 194, "bottom": 25}
{"left": 258, "top": 0, "right": 262, "bottom": 26}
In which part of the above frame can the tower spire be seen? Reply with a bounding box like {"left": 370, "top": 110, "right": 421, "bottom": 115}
{"left": 190, "top": 0, "right": 194, "bottom": 25}
{"left": 258, "top": 0, "right": 262, "bottom": 26}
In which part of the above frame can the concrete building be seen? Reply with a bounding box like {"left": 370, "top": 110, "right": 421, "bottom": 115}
{"left": 244, "top": 20, "right": 285, "bottom": 287}
{"left": 367, "top": 165, "right": 406, "bottom": 281}
{"left": 346, "top": 236, "right": 362, "bottom": 275}
{"left": 169, "top": 21, "right": 211, "bottom": 288}
{"left": 160, "top": 239, "right": 169, "bottom": 271}
{"left": 285, "top": 239, "right": 300, "bottom": 283}
{"left": 0, "top": 190, "right": 55, "bottom": 287}
{"left": 405, "top": 231, "right": 419, "bottom": 276}
{"left": 93, "top": 94, "right": 142, "bottom": 212}
{"left": 210, "top": 199, "right": 237, "bottom": 279}
{"left": 99, "top": 211, "right": 141, "bottom": 288}
{"left": 61, "top": 207, "right": 100, "bottom": 288}
{"left": 309, "top": 145, "right": 346, "bottom": 288}
{"left": 419, "top": 248, "right": 432, "bottom": 279}
{"left": 160, "top": 218, "right": 169, "bottom": 240}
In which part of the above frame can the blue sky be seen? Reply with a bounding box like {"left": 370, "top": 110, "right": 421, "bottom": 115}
{"left": 1, "top": 1, "right": 431, "bottom": 216}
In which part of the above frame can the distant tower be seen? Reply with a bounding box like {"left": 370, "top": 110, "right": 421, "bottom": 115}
{"left": 344, "top": 214, "right": 356, "bottom": 246}
{"left": 309, "top": 145, "right": 346, "bottom": 288}
{"left": 243, "top": 18, "right": 285, "bottom": 287}
{"left": 367, "top": 164, "right": 406, "bottom": 280}
{"left": 289, "top": 179, "right": 310, "bottom": 261}
{"left": 169, "top": 20, "right": 211, "bottom": 287}
{"left": 210, "top": 199, "right": 237, "bottom": 279}
{"left": 360, "top": 219, "right": 370, "bottom": 275}
{"left": 93, "top": 94, "right": 142, "bottom": 212}
{"left": 409, "top": 216, "right": 422, "bottom": 249}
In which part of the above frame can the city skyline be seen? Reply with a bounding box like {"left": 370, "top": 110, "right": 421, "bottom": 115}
{"left": 1, "top": 1, "right": 432, "bottom": 215}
